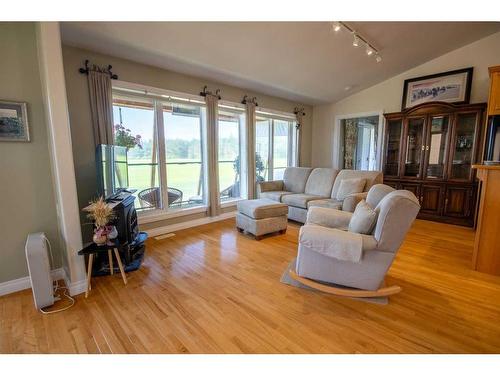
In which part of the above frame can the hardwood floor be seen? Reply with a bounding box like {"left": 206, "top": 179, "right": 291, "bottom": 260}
{"left": 1, "top": 218, "right": 500, "bottom": 353}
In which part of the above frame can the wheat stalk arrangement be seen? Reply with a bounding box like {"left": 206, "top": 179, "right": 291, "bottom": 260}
{"left": 84, "top": 197, "right": 115, "bottom": 227}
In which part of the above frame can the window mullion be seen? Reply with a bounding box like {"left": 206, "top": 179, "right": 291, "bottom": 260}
{"left": 269, "top": 120, "right": 274, "bottom": 181}
{"left": 287, "top": 121, "right": 293, "bottom": 167}
{"left": 155, "top": 100, "right": 169, "bottom": 210}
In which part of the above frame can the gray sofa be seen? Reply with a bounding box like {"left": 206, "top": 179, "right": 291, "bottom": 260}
{"left": 257, "top": 167, "right": 383, "bottom": 223}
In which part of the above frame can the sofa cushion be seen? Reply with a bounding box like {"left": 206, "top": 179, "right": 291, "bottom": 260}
{"left": 331, "top": 170, "right": 383, "bottom": 199}
{"left": 283, "top": 167, "right": 313, "bottom": 193}
{"left": 304, "top": 168, "right": 339, "bottom": 197}
{"left": 342, "top": 192, "right": 368, "bottom": 212}
{"left": 282, "top": 193, "right": 328, "bottom": 209}
{"left": 348, "top": 200, "right": 377, "bottom": 234}
{"left": 366, "top": 184, "right": 395, "bottom": 208}
{"left": 306, "top": 206, "right": 352, "bottom": 230}
{"left": 335, "top": 178, "right": 366, "bottom": 200}
{"left": 307, "top": 198, "right": 343, "bottom": 210}
{"left": 260, "top": 190, "right": 293, "bottom": 202}
{"left": 257, "top": 180, "right": 284, "bottom": 193}
{"left": 237, "top": 198, "right": 288, "bottom": 219}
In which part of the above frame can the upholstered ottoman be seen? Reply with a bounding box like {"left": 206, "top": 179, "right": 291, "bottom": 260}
{"left": 236, "top": 198, "right": 288, "bottom": 240}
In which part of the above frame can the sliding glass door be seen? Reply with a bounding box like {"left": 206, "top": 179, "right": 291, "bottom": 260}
{"left": 112, "top": 91, "right": 208, "bottom": 212}
{"left": 256, "top": 112, "right": 296, "bottom": 181}
{"left": 272, "top": 119, "right": 292, "bottom": 180}
{"left": 163, "top": 101, "right": 206, "bottom": 208}
{"left": 112, "top": 88, "right": 251, "bottom": 214}
{"left": 112, "top": 94, "right": 159, "bottom": 210}
{"left": 218, "top": 105, "right": 246, "bottom": 202}
{"left": 255, "top": 118, "right": 271, "bottom": 181}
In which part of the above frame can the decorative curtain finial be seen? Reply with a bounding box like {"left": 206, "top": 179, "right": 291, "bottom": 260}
{"left": 242, "top": 95, "right": 258, "bottom": 106}
{"left": 79, "top": 59, "right": 118, "bottom": 80}
{"left": 294, "top": 107, "right": 305, "bottom": 129}
{"left": 200, "top": 85, "right": 221, "bottom": 99}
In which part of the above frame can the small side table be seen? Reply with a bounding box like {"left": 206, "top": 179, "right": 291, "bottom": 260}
{"left": 78, "top": 240, "right": 128, "bottom": 298}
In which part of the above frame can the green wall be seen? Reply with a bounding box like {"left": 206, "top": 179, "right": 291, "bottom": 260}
{"left": 0, "top": 22, "right": 63, "bottom": 283}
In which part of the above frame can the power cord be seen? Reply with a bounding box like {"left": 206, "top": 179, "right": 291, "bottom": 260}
{"left": 39, "top": 234, "right": 75, "bottom": 314}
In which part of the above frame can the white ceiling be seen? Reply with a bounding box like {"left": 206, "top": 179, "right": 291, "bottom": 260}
{"left": 61, "top": 22, "right": 500, "bottom": 105}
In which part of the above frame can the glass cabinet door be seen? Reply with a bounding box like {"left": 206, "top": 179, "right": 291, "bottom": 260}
{"left": 425, "top": 115, "right": 450, "bottom": 179}
{"left": 404, "top": 117, "right": 425, "bottom": 178}
{"left": 384, "top": 119, "right": 402, "bottom": 177}
{"left": 449, "top": 113, "right": 478, "bottom": 180}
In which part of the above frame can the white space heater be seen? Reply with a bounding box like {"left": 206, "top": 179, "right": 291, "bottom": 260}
{"left": 25, "top": 232, "right": 54, "bottom": 309}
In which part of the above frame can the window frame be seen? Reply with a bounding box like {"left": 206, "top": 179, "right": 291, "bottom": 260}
{"left": 333, "top": 111, "right": 385, "bottom": 171}
{"left": 112, "top": 81, "right": 209, "bottom": 220}
{"left": 255, "top": 109, "right": 297, "bottom": 181}
{"left": 217, "top": 101, "right": 247, "bottom": 205}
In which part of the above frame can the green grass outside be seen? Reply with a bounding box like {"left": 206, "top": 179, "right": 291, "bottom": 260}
{"left": 125, "top": 157, "right": 286, "bottom": 208}
{"left": 127, "top": 161, "right": 236, "bottom": 201}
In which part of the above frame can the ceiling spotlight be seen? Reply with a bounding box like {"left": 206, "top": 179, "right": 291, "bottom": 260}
{"left": 375, "top": 53, "right": 382, "bottom": 63}
{"left": 366, "top": 45, "right": 374, "bottom": 56}
{"left": 352, "top": 34, "right": 360, "bottom": 47}
{"left": 333, "top": 22, "right": 341, "bottom": 32}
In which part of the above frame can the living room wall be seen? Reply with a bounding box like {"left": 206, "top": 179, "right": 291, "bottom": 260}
{"left": 61, "top": 45, "right": 313, "bottom": 238}
{"left": 0, "top": 23, "right": 63, "bottom": 284}
{"left": 311, "top": 31, "right": 500, "bottom": 168}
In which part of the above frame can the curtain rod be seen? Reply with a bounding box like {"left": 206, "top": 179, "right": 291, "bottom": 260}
{"left": 79, "top": 59, "right": 118, "bottom": 80}
{"left": 199, "top": 85, "right": 221, "bottom": 99}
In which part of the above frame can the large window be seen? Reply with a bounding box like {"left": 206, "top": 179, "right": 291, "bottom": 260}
{"left": 218, "top": 105, "right": 246, "bottom": 202}
{"left": 163, "top": 101, "right": 206, "bottom": 208}
{"left": 112, "top": 86, "right": 251, "bottom": 215}
{"left": 112, "top": 95, "right": 160, "bottom": 210}
{"left": 255, "top": 112, "right": 297, "bottom": 181}
{"left": 112, "top": 91, "right": 207, "bottom": 212}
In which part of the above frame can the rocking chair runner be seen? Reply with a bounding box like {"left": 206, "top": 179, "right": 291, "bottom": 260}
{"left": 290, "top": 184, "right": 420, "bottom": 298}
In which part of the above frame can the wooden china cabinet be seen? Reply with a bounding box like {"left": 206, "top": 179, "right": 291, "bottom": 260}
{"left": 383, "top": 101, "right": 486, "bottom": 227}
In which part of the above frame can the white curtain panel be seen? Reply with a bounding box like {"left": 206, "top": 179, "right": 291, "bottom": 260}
{"left": 295, "top": 110, "right": 304, "bottom": 167}
{"left": 245, "top": 101, "right": 257, "bottom": 199}
{"left": 205, "top": 93, "right": 220, "bottom": 217}
{"left": 87, "top": 68, "right": 114, "bottom": 145}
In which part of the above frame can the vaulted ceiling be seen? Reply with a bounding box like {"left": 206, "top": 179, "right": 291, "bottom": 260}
{"left": 61, "top": 22, "right": 500, "bottom": 105}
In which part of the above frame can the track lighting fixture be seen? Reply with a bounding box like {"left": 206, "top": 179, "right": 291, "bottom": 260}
{"left": 332, "top": 21, "right": 382, "bottom": 63}
{"left": 352, "top": 34, "right": 359, "bottom": 47}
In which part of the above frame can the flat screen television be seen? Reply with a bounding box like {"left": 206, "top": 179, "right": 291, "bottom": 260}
{"left": 96, "top": 144, "right": 129, "bottom": 199}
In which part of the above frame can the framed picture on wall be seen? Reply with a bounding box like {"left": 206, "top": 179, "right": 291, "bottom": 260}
{"left": 401, "top": 67, "right": 473, "bottom": 110}
{"left": 0, "top": 101, "right": 30, "bottom": 142}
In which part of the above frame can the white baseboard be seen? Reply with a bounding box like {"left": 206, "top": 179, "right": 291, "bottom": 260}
{"left": 144, "top": 211, "right": 236, "bottom": 238}
{"left": 0, "top": 268, "right": 65, "bottom": 297}
{"left": 67, "top": 278, "right": 87, "bottom": 296}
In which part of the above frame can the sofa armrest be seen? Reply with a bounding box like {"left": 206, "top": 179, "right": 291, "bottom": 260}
{"left": 257, "top": 180, "right": 284, "bottom": 194}
{"left": 342, "top": 192, "right": 368, "bottom": 212}
{"left": 306, "top": 207, "right": 352, "bottom": 230}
